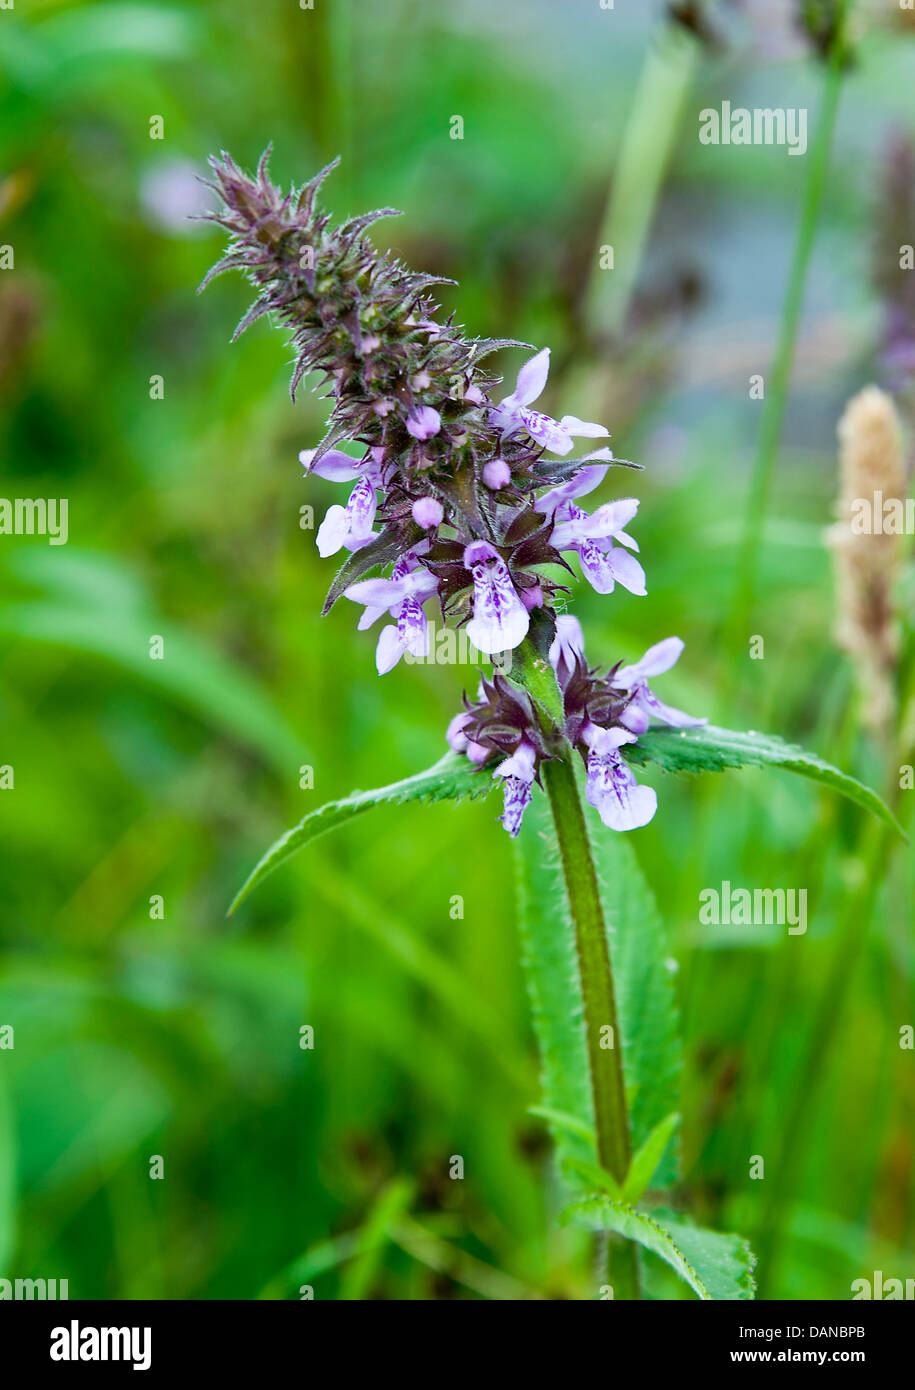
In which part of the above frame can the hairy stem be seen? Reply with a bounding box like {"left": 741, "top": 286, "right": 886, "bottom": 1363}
{"left": 542, "top": 754, "right": 639, "bottom": 1298}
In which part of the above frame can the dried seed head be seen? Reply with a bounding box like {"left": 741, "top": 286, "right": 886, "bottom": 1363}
{"left": 829, "top": 385, "right": 909, "bottom": 734}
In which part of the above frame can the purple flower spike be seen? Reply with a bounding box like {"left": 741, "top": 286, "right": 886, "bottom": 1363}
{"left": 616, "top": 637, "right": 707, "bottom": 734}
{"left": 493, "top": 740, "right": 536, "bottom": 838}
{"left": 491, "top": 348, "right": 609, "bottom": 456}
{"left": 583, "top": 725, "right": 657, "bottom": 832}
{"left": 406, "top": 405, "right": 441, "bottom": 440}
{"left": 463, "top": 540, "right": 530, "bottom": 654}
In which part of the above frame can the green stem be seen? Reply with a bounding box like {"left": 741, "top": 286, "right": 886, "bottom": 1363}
{"left": 542, "top": 754, "right": 639, "bottom": 1299}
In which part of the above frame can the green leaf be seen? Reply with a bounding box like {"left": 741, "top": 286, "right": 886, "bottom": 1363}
{"left": 563, "top": 1197, "right": 757, "bottom": 1301}
{"left": 621, "top": 1112, "right": 680, "bottom": 1203}
{"left": 229, "top": 753, "right": 493, "bottom": 914}
{"left": 585, "top": 801, "right": 682, "bottom": 1188}
{"left": 514, "top": 795, "right": 596, "bottom": 1172}
{"left": 624, "top": 725, "right": 904, "bottom": 837}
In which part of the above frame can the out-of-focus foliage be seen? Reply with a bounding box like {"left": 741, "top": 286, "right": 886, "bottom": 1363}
{"left": 0, "top": 0, "right": 913, "bottom": 1299}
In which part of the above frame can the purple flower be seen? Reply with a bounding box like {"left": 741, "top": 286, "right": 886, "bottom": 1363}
{"left": 463, "top": 540, "right": 530, "bottom": 654}
{"left": 534, "top": 452, "right": 615, "bottom": 518}
{"left": 315, "top": 474, "right": 379, "bottom": 557}
{"left": 492, "top": 739, "right": 536, "bottom": 837}
{"left": 550, "top": 499, "right": 646, "bottom": 596}
{"left": 446, "top": 711, "right": 490, "bottom": 763}
{"left": 343, "top": 554, "right": 439, "bottom": 674}
{"left": 300, "top": 449, "right": 383, "bottom": 558}
{"left": 490, "top": 348, "right": 609, "bottom": 457}
{"left": 583, "top": 725, "right": 657, "bottom": 832}
{"left": 406, "top": 405, "right": 441, "bottom": 440}
{"left": 616, "top": 637, "right": 706, "bottom": 734}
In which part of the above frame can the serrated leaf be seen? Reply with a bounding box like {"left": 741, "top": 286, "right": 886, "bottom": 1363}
{"left": 621, "top": 1112, "right": 680, "bottom": 1203}
{"left": 584, "top": 798, "right": 682, "bottom": 1188}
{"left": 229, "top": 753, "right": 493, "bottom": 914}
{"left": 624, "top": 725, "right": 904, "bottom": 837}
{"left": 563, "top": 1197, "right": 757, "bottom": 1301}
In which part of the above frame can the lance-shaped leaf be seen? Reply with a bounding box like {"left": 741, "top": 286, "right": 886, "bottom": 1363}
{"left": 563, "top": 1197, "right": 757, "bottom": 1301}
{"left": 623, "top": 725, "right": 904, "bottom": 836}
{"left": 229, "top": 754, "right": 493, "bottom": 915}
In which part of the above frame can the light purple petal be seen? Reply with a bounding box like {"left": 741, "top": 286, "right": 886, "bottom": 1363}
{"left": 375, "top": 624, "right": 406, "bottom": 675}
{"left": 604, "top": 547, "right": 647, "bottom": 597}
{"left": 512, "top": 348, "right": 551, "bottom": 406}
{"left": 446, "top": 712, "right": 472, "bottom": 753}
{"left": 301, "top": 448, "right": 366, "bottom": 482}
{"left": 343, "top": 577, "right": 407, "bottom": 610}
{"left": 316, "top": 504, "right": 348, "bottom": 557}
{"left": 558, "top": 414, "right": 610, "bottom": 440}
{"left": 617, "top": 637, "right": 685, "bottom": 685}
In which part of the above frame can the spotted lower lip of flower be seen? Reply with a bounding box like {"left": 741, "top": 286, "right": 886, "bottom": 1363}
{"left": 315, "top": 474, "right": 380, "bottom": 557}
{"left": 492, "top": 739, "right": 536, "bottom": 837}
{"left": 490, "top": 347, "right": 609, "bottom": 456}
{"left": 583, "top": 724, "right": 657, "bottom": 832}
{"left": 463, "top": 540, "right": 530, "bottom": 654}
{"left": 615, "top": 637, "right": 707, "bottom": 732}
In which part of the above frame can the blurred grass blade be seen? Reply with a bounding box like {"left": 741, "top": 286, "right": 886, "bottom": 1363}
{"left": 229, "top": 754, "right": 493, "bottom": 914}
{"left": 0, "top": 1076, "right": 16, "bottom": 1268}
{"left": 563, "top": 1197, "right": 757, "bottom": 1301}
{"left": 626, "top": 725, "right": 904, "bottom": 836}
{"left": 338, "top": 1178, "right": 414, "bottom": 1301}
{"left": 0, "top": 599, "right": 305, "bottom": 777}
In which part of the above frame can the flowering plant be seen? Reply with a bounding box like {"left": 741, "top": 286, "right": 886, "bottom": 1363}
{"left": 205, "top": 152, "right": 900, "bottom": 1300}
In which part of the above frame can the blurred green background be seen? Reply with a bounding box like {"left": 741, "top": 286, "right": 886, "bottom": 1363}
{"left": 1, "top": 0, "right": 913, "bottom": 1299}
